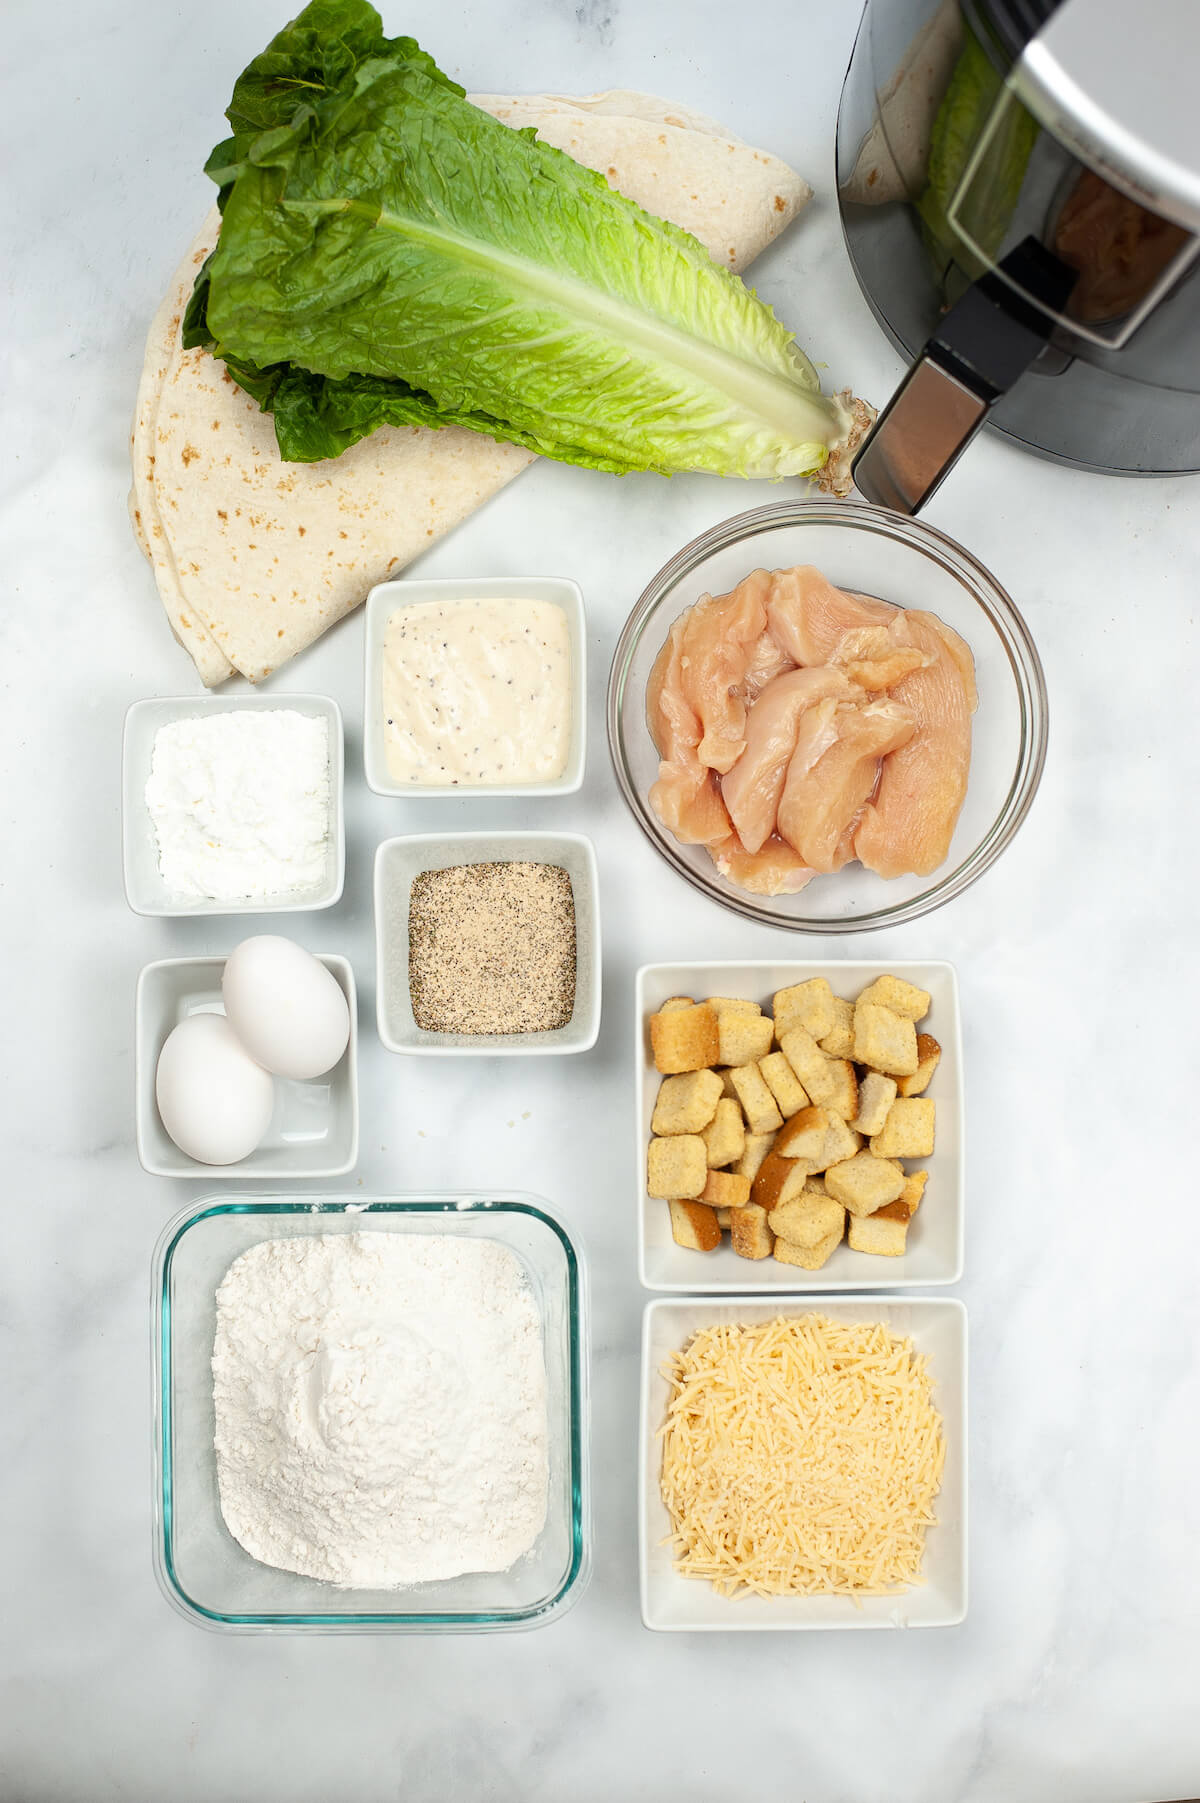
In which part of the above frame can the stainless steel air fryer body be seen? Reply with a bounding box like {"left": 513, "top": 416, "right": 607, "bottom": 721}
{"left": 837, "top": 0, "right": 1200, "bottom": 490}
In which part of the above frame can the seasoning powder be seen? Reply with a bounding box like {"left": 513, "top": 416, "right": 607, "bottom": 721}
{"left": 408, "top": 862, "right": 576, "bottom": 1035}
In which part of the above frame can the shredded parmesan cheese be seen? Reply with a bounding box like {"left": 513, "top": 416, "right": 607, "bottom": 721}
{"left": 659, "top": 1315, "right": 945, "bottom": 1598}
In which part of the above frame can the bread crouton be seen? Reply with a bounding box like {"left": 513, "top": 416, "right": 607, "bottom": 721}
{"left": 814, "top": 1057, "right": 859, "bottom": 1121}
{"left": 735, "top": 1130, "right": 777, "bottom": 1183}
{"left": 701, "top": 1097, "right": 746, "bottom": 1169}
{"left": 852, "top": 1071, "right": 898, "bottom": 1138}
{"left": 650, "top": 1002, "right": 720, "bottom": 1073}
{"left": 658, "top": 995, "right": 695, "bottom": 1014}
{"left": 773, "top": 1221, "right": 842, "bottom": 1271}
{"left": 870, "top": 1097, "right": 936, "bottom": 1159}
{"left": 804, "top": 1174, "right": 828, "bottom": 1196}
{"left": 775, "top": 1105, "right": 830, "bottom": 1165}
{"left": 824, "top": 1151, "right": 906, "bottom": 1216}
{"left": 847, "top": 1200, "right": 911, "bottom": 1257}
{"left": 818, "top": 996, "right": 856, "bottom": 1059}
{"left": 647, "top": 1135, "right": 707, "bottom": 1199}
{"left": 896, "top": 1033, "right": 941, "bottom": 1097}
{"left": 767, "top": 1191, "right": 844, "bottom": 1249}
{"left": 757, "top": 1051, "right": 809, "bottom": 1119}
{"left": 730, "top": 1203, "right": 774, "bottom": 1261}
{"left": 725, "top": 1063, "right": 783, "bottom": 1136}
{"left": 852, "top": 1003, "right": 919, "bottom": 1077}
{"left": 707, "top": 995, "right": 761, "bottom": 1017}
{"left": 667, "top": 1199, "right": 722, "bottom": 1251}
{"left": 701, "top": 1169, "right": 752, "bottom": 1210}
{"left": 751, "top": 1151, "right": 808, "bottom": 1212}
{"left": 821, "top": 1113, "right": 863, "bottom": 1169}
{"left": 717, "top": 1009, "right": 774, "bottom": 1068}
{"left": 778, "top": 1024, "right": 832, "bottom": 1096}
{"left": 855, "top": 974, "right": 930, "bottom": 1022}
{"left": 900, "top": 1170, "right": 928, "bottom": 1214}
{"left": 773, "top": 978, "right": 836, "bottom": 1042}
{"left": 715, "top": 1207, "right": 733, "bottom": 1229}
{"left": 651, "top": 1068, "right": 723, "bottom": 1136}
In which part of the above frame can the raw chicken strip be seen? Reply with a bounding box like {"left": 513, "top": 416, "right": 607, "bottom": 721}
{"left": 778, "top": 698, "right": 916, "bottom": 874}
{"left": 853, "top": 610, "right": 977, "bottom": 878}
{"left": 831, "top": 625, "right": 931, "bottom": 691}
{"left": 721, "top": 666, "right": 859, "bottom": 854}
{"left": 742, "top": 629, "right": 795, "bottom": 701}
{"left": 679, "top": 570, "right": 772, "bottom": 774}
{"left": 712, "top": 833, "right": 815, "bottom": 896}
{"left": 767, "top": 566, "right": 894, "bottom": 667}
{"left": 647, "top": 616, "right": 734, "bottom": 845}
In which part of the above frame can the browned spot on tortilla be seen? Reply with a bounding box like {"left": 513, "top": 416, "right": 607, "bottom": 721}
{"left": 212, "top": 420, "right": 220, "bottom": 429}
{"left": 773, "top": 194, "right": 786, "bottom": 211}
{"left": 426, "top": 528, "right": 433, "bottom": 536}
{"left": 181, "top": 615, "right": 191, "bottom": 628}
{"left": 298, "top": 525, "right": 306, "bottom": 536}
{"left": 189, "top": 562, "right": 199, "bottom": 574}
{"left": 387, "top": 556, "right": 398, "bottom": 569}
{"left": 278, "top": 628, "right": 285, "bottom": 638}
{"left": 607, "top": 165, "right": 617, "bottom": 176}
{"left": 339, "top": 531, "right": 348, "bottom": 539}
{"left": 217, "top": 509, "right": 227, "bottom": 521}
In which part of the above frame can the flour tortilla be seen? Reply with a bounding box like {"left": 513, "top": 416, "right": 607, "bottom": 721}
{"left": 132, "top": 92, "right": 813, "bottom": 685}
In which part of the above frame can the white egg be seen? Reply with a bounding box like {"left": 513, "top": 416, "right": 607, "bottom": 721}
{"left": 221, "top": 935, "right": 351, "bottom": 1080}
{"left": 155, "top": 1013, "right": 275, "bottom": 1166}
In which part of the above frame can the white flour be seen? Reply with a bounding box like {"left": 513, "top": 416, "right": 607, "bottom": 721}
{"left": 146, "top": 709, "right": 330, "bottom": 901}
{"left": 211, "top": 1233, "right": 549, "bottom": 1588}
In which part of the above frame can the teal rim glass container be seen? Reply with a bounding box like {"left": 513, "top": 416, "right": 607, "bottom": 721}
{"left": 152, "top": 1194, "right": 590, "bottom": 1633}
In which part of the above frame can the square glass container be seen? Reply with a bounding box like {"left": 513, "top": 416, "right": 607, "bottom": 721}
{"left": 123, "top": 694, "right": 345, "bottom": 916}
{"left": 374, "top": 832, "right": 601, "bottom": 1055}
{"left": 152, "top": 1195, "right": 590, "bottom": 1633}
{"left": 135, "top": 955, "right": 358, "bottom": 1179}
{"left": 640, "top": 1296, "right": 967, "bottom": 1631}
{"left": 363, "top": 576, "right": 586, "bottom": 797}
{"left": 636, "top": 961, "right": 963, "bottom": 1291}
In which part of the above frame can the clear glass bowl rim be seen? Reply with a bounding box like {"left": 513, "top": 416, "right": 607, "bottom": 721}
{"left": 606, "top": 498, "right": 1049, "bottom": 933}
{"left": 151, "top": 1192, "right": 590, "bottom": 1632}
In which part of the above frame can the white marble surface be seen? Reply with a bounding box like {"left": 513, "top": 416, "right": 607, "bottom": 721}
{"left": 3, "top": 0, "right": 1199, "bottom": 1797}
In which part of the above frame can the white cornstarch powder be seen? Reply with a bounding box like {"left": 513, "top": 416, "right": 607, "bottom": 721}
{"left": 212, "top": 1234, "right": 550, "bottom": 1587}
{"left": 145, "top": 709, "right": 330, "bottom": 901}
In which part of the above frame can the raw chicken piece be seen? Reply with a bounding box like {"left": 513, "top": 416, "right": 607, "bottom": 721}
{"left": 647, "top": 616, "right": 734, "bottom": 845}
{"left": 766, "top": 565, "right": 894, "bottom": 666}
{"left": 721, "top": 666, "right": 859, "bottom": 854}
{"left": 742, "top": 629, "right": 795, "bottom": 701}
{"left": 679, "top": 570, "right": 772, "bottom": 774}
{"left": 853, "top": 609, "right": 977, "bottom": 878}
{"left": 778, "top": 698, "right": 916, "bottom": 873}
{"left": 712, "top": 833, "right": 815, "bottom": 896}
{"left": 831, "top": 625, "right": 931, "bottom": 691}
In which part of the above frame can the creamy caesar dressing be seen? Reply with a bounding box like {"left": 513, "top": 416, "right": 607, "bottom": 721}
{"left": 382, "top": 597, "right": 571, "bottom": 786}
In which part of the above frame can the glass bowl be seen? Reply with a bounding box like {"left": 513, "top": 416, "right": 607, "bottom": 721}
{"left": 607, "top": 500, "right": 1047, "bottom": 932}
{"left": 152, "top": 1194, "right": 589, "bottom": 1633}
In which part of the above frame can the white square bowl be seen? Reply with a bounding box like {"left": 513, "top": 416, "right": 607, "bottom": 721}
{"left": 362, "top": 576, "right": 586, "bottom": 798}
{"left": 122, "top": 694, "right": 345, "bottom": 916}
{"left": 636, "top": 961, "right": 963, "bottom": 1291}
{"left": 640, "top": 1295, "right": 967, "bottom": 1631}
{"left": 375, "top": 832, "right": 601, "bottom": 1055}
{"left": 135, "top": 954, "right": 358, "bottom": 1178}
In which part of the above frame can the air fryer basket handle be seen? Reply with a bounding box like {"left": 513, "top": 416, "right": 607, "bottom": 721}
{"left": 852, "top": 236, "right": 1076, "bottom": 513}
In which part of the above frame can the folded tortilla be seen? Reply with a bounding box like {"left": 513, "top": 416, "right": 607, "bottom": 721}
{"left": 130, "top": 92, "right": 813, "bottom": 686}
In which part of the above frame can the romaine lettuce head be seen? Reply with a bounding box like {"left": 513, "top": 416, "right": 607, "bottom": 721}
{"left": 185, "top": 0, "right": 856, "bottom": 476}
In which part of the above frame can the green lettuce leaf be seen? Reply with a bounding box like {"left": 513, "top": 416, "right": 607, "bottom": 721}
{"left": 187, "top": 0, "right": 854, "bottom": 475}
